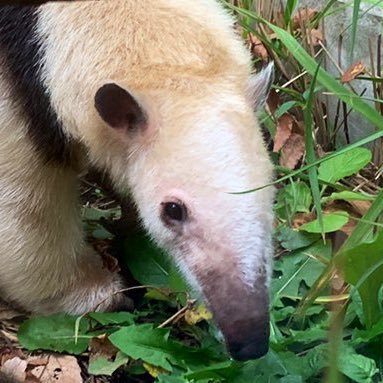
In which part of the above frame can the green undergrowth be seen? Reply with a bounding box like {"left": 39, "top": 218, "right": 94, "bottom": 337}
{"left": 17, "top": 0, "right": 383, "bottom": 382}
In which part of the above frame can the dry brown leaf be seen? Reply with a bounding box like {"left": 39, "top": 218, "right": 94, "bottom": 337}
{"left": 347, "top": 199, "right": 372, "bottom": 216}
{"left": 291, "top": 212, "right": 316, "bottom": 229}
{"left": 29, "top": 355, "right": 82, "bottom": 383}
{"left": 308, "top": 28, "right": 324, "bottom": 47}
{"left": 338, "top": 217, "right": 357, "bottom": 237}
{"left": 248, "top": 33, "right": 268, "bottom": 61}
{"left": 292, "top": 8, "right": 317, "bottom": 30}
{"left": 0, "top": 347, "right": 24, "bottom": 367}
{"left": 279, "top": 133, "right": 305, "bottom": 169}
{"left": 273, "top": 114, "right": 294, "bottom": 152}
{"left": 89, "top": 334, "right": 118, "bottom": 363}
{"left": 267, "top": 89, "right": 280, "bottom": 114}
{"left": 341, "top": 61, "right": 366, "bottom": 83}
{"left": 1, "top": 356, "right": 27, "bottom": 382}
{"left": 27, "top": 357, "right": 49, "bottom": 368}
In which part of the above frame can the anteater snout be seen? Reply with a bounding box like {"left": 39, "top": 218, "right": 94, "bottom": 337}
{"left": 226, "top": 319, "right": 270, "bottom": 361}
{"left": 202, "top": 273, "right": 270, "bottom": 361}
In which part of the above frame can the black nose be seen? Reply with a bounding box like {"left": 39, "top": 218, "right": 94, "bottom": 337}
{"left": 228, "top": 337, "right": 269, "bottom": 361}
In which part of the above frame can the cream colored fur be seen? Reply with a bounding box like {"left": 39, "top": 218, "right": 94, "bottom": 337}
{"left": 0, "top": 0, "right": 274, "bottom": 315}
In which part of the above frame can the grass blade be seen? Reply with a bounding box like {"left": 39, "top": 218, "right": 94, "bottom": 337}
{"left": 350, "top": 0, "right": 361, "bottom": 62}
{"left": 304, "top": 63, "right": 324, "bottom": 235}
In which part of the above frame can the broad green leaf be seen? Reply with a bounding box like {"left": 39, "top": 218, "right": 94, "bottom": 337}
{"left": 18, "top": 314, "right": 89, "bottom": 354}
{"left": 109, "top": 324, "right": 215, "bottom": 372}
{"left": 122, "top": 235, "right": 187, "bottom": 292}
{"left": 299, "top": 212, "right": 349, "bottom": 233}
{"left": 352, "top": 316, "right": 383, "bottom": 344}
{"left": 338, "top": 345, "right": 378, "bottom": 383}
{"left": 157, "top": 376, "right": 186, "bottom": 383}
{"left": 318, "top": 148, "right": 371, "bottom": 183}
{"left": 339, "top": 189, "right": 383, "bottom": 251}
{"left": 287, "top": 327, "right": 327, "bottom": 346}
{"left": 336, "top": 231, "right": 383, "bottom": 327}
{"left": 280, "top": 376, "right": 303, "bottom": 383}
{"left": 323, "top": 191, "right": 375, "bottom": 203}
{"left": 276, "top": 181, "right": 312, "bottom": 216}
{"left": 272, "top": 241, "right": 330, "bottom": 306}
{"left": 275, "top": 226, "right": 320, "bottom": 251}
{"left": 88, "top": 351, "right": 129, "bottom": 376}
{"left": 109, "top": 324, "right": 175, "bottom": 371}
{"left": 88, "top": 312, "right": 136, "bottom": 326}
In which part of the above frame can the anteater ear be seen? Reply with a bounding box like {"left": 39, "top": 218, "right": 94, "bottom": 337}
{"left": 247, "top": 62, "right": 274, "bottom": 111}
{"left": 95, "top": 83, "right": 147, "bottom": 132}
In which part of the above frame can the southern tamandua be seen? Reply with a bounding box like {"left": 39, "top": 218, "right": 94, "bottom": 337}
{"left": 0, "top": 0, "right": 274, "bottom": 361}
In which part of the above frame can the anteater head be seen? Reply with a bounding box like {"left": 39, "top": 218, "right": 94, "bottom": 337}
{"left": 93, "top": 64, "right": 274, "bottom": 361}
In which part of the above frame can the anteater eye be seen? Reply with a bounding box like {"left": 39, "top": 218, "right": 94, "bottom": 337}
{"left": 162, "top": 202, "right": 187, "bottom": 223}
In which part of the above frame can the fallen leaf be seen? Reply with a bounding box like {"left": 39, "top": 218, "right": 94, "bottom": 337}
{"left": 280, "top": 133, "right": 305, "bottom": 169}
{"left": 267, "top": 89, "right": 280, "bottom": 114}
{"left": 143, "top": 362, "right": 169, "bottom": 378}
{"left": 339, "top": 217, "right": 357, "bottom": 237}
{"left": 1, "top": 357, "right": 27, "bottom": 382}
{"left": 348, "top": 199, "right": 372, "bottom": 216}
{"left": 248, "top": 33, "right": 268, "bottom": 61}
{"left": 184, "top": 304, "right": 213, "bottom": 325}
{"left": 0, "top": 348, "right": 24, "bottom": 367}
{"left": 292, "top": 8, "right": 317, "bottom": 30}
{"left": 29, "top": 355, "right": 82, "bottom": 383}
{"left": 341, "top": 61, "right": 366, "bottom": 83}
{"left": 291, "top": 212, "right": 316, "bottom": 229}
{"left": 27, "top": 356, "right": 49, "bottom": 367}
{"left": 89, "top": 334, "right": 118, "bottom": 362}
{"left": 273, "top": 114, "right": 294, "bottom": 152}
{"left": 308, "top": 28, "right": 324, "bottom": 46}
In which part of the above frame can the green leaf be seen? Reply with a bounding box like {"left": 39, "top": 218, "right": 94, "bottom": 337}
{"left": 88, "top": 351, "right": 129, "bottom": 376}
{"left": 318, "top": 148, "right": 372, "bottom": 183}
{"left": 338, "top": 345, "right": 378, "bottom": 383}
{"left": 339, "top": 189, "right": 383, "bottom": 251}
{"left": 287, "top": 327, "right": 327, "bottom": 345}
{"left": 299, "top": 212, "right": 349, "bottom": 233}
{"left": 352, "top": 316, "right": 383, "bottom": 344}
{"left": 18, "top": 314, "right": 90, "bottom": 354}
{"left": 280, "top": 376, "right": 303, "bottom": 383}
{"left": 122, "top": 235, "right": 187, "bottom": 292}
{"left": 323, "top": 191, "right": 375, "bottom": 203}
{"left": 109, "top": 324, "right": 174, "bottom": 371}
{"left": 275, "top": 100, "right": 299, "bottom": 118}
{"left": 336, "top": 231, "right": 383, "bottom": 327}
{"left": 276, "top": 181, "right": 312, "bottom": 216}
{"left": 109, "top": 324, "right": 213, "bottom": 372}
{"left": 88, "top": 312, "right": 136, "bottom": 326}
{"left": 272, "top": 241, "right": 329, "bottom": 306}
{"left": 157, "top": 376, "right": 186, "bottom": 383}
{"left": 275, "top": 226, "right": 320, "bottom": 251}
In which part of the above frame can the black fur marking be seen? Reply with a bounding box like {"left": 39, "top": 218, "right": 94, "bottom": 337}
{"left": 0, "top": 7, "right": 72, "bottom": 165}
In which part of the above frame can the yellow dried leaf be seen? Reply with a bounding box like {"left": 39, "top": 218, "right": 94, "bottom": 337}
{"left": 143, "top": 362, "right": 169, "bottom": 378}
{"left": 184, "top": 304, "right": 212, "bottom": 325}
